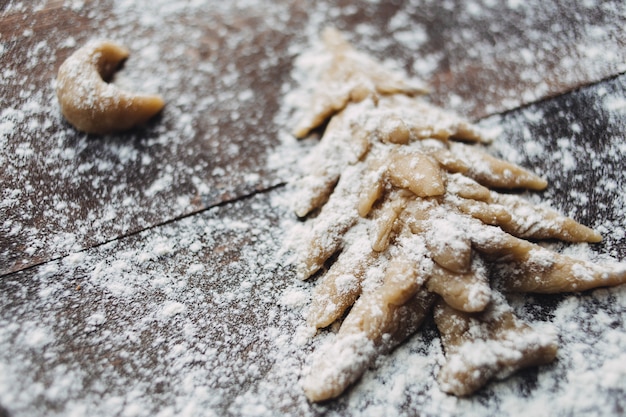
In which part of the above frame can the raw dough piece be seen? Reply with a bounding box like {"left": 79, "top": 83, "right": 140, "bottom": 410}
{"left": 292, "top": 28, "right": 428, "bottom": 139}
{"left": 433, "top": 293, "right": 558, "bottom": 396}
{"left": 302, "top": 262, "right": 434, "bottom": 402}
{"left": 287, "top": 29, "right": 626, "bottom": 402}
{"left": 56, "top": 41, "right": 165, "bottom": 134}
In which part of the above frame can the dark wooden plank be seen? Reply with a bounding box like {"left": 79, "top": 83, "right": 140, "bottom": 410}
{"left": 0, "top": 75, "right": 624, "bottom": 416}
{"left": 0, "top": 1, "right": 309, "bottom": 274}
{"left": 2, "top": 0, "right": 625, "bottom": 276}
{"left": 485, "top": 74, "right": 626, "bottom": 254}
{"left": 0, "top": 189, "right": 307, "bottom": 417}
{"left": 299, "top": 0, "right": 626, "bottom": 119}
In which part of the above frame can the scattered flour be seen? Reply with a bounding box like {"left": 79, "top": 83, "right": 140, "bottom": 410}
{"left": 0, "top": 1, "right": 625, "bottom": 417}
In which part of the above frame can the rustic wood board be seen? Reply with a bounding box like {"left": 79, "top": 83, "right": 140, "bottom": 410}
{"left": 1, "top": 1, "right": 625, "bottom": 415}
{"left": 0, "top": 73, "right": 624, "bottom": 416}
{"left": 2, "top": 0, "right": 625, "bottom": 275}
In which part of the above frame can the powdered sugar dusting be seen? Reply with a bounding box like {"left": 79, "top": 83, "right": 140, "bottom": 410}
{"left": 1, "top": 1, "right": 625, "bottom": 416}
{"left": 1, "top": 0, "right": 307, "bottom": 274}
{"left": 274, "top": 20, "right": 625, "bottom": 416}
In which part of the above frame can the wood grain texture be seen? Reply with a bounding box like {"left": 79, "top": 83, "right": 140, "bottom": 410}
{"left": 0, "top": 1, "right": 625, "bottom": 414}
{"left": 0, "top": 75, "right": 624, "bottom": 414}
{"left": 1, "top": 0, "right": 624, "bottom": 275}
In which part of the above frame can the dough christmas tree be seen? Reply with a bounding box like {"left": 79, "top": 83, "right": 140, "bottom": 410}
{"left": 288, "top": 28, "right": 626, "bottom": 402}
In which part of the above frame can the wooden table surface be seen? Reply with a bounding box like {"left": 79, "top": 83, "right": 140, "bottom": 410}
{"left": 1, "top": 1, "right": 625, "bottom": 416}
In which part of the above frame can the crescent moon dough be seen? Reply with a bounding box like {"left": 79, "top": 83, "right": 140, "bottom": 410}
{"left": 56, "top": 40, "right": 165, "bottom": 134}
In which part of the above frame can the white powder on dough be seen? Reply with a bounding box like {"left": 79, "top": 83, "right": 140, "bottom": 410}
{"left": 273, "top": 17, "right": 626, "bottom": 417}
{"left": 1, "top": 1, "right": 625, "bottom": 417}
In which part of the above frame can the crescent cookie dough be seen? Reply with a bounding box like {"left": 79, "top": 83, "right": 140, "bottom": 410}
{"left": 56, "top": 41, "right": 165, "bottom": 134}
{"left": 288, "top": 29, "right": 626, "bottom": 402}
